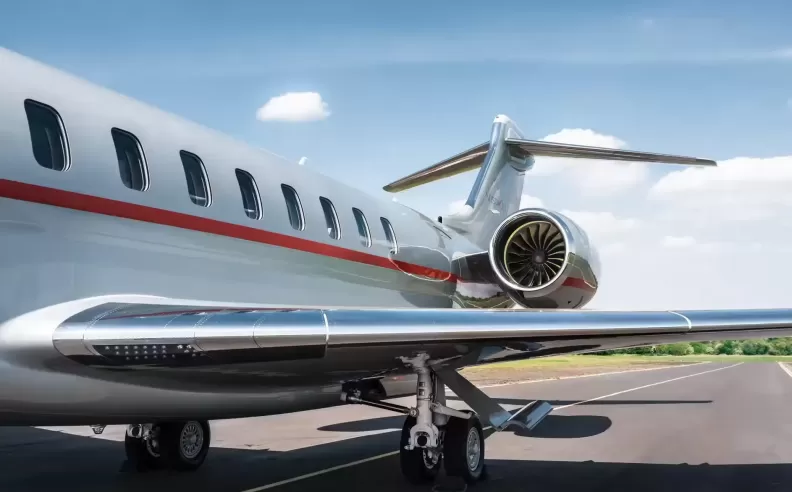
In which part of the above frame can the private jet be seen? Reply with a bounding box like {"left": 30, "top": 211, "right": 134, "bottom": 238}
{"left": 2, "top": 47, "right": 791, "bottom": 486}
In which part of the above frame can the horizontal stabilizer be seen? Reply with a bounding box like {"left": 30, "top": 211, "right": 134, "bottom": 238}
{"left": 505, "top": 138, "right": 717, "bottom": 166}
{"left": 383, "top": 142, "right": 489, "bottom": 192}
{"left": 383, "top": 120, "right": 716, "bottom": 193}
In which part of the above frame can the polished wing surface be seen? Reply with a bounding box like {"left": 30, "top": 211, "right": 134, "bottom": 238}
{"left": 55, "top": 302, "right": 792, "bottom": 372}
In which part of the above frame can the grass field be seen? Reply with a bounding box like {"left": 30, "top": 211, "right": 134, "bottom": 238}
{"left": 470, "top": 354, "right": 792, "bottom": 369}
{"left": 459, "top": 354, "right": 792, "bottom": 385}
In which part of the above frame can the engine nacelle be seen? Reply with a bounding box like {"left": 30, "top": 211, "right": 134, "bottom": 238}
{"left": 488, "top": 208, "right": 600, "bottom": 309}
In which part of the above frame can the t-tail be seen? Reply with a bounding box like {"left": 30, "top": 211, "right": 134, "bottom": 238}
{"left": 384, "top": 115, "right": 717, "bottom": 249}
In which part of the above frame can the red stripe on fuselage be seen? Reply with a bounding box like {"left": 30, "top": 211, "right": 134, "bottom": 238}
{"left": 0, "top": 179, "right": 456, "bottom": 282}
{"left": 0, "top": 179, "right": 595, "bottom": 292}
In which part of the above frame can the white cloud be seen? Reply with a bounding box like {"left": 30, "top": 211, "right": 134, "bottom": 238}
{"left": 561, "top": 210, "right": 640, "bottom": 242}
{"left": 256, "top": 92, "right": 330, "bottom": 122}
{"left": 519, "top": 194, "right": 544, "bottom": 208}
{"left": 696, "top": 241, "right": 728, "bottom": 253}
{"left": 662, "top": 235, "right": 697, "bottom": 248}
{"left": 649, "top": 155, "right": 792, "bottom": 221}
{"left": 298, "top": 157, "right": 308, "bottom": 166}
{"left": 532, "top": 129, "right": 648, "bottom": 196}
{"left": 601, "top": 242, "right": 627, "bottom": 256}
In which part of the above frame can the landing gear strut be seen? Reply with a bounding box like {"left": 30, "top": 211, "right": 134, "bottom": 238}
{"left": 396, "top": 354, "right": 484, "bottom": 485}
{"left": 124, "top": 420, "right": 211, "bottom": 471}
{"left": 343, "top": 353, "right": 553, "bottom": 486}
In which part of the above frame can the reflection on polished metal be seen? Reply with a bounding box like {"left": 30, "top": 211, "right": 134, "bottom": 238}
{"left": 383, "top": 142, "right": 490, "bottom": 192}
{"left": 489, "top": 209, "right": 583, "bottom": 294}
{"left": 53, "top": 304, "right": 329, "bottom": 364}
{"left": 485, "top": 207, "right": 600, "bottom": 309}
{"left": 383, "top": 129, "right": 716, "bottom": 194}
{"left": 52, "top": 302, "right": 792, "bottom": 368}
{"left": 504, "top": 137, "right": 718, "bottom": 166}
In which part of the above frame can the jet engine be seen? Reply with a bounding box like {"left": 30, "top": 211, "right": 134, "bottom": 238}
{"left": 488, "top": 209, "right": 600, "bottom": 309}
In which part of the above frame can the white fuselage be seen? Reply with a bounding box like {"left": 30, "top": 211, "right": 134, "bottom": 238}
{"left": 0, "top": 47, "right": 479, "bottom": 327}
{"left": 0, "top": 48, "right": 486, "bottom": 424}
{"left": 0, "top": 48, "right": 596, "bottom": 425}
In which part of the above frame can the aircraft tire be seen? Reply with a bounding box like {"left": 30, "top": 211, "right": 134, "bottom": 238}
{"left": 159, "top": 420, "right": 211, "bottom": 471}
{"left": 443, "top": 413, "right": 486, "bottom": 483}
{"left": 399, "top": 416, "right": 441, "bottom": 484}
{"left": 124, "top": 430, "right": 164, "bottom": 471}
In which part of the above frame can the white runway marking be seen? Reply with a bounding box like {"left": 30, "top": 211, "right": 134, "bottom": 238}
{"left": 240, "top": 451, "right": 399, "bottom": 491}
{"left": 241, "top": 361, "right": 740, "bottom": 491}
{"left": 777, "top": 361, "right": 792, "bottom": 378}
{"left": 476, "top": 361, "right": 709, "bottom": 389}
{"left": 554, "top": 362, "right": 742, "bottom": 410}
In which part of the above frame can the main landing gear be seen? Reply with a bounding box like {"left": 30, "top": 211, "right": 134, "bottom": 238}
{"left": 342, "top": 353, "right": 554, "bottom": 487}
{"left": 123, "top": 420, "right": 211, "bottom": 471}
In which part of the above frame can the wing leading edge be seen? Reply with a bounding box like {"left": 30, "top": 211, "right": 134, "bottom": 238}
{"left": 53, "top": 303, "right": 792, "bottom": 369}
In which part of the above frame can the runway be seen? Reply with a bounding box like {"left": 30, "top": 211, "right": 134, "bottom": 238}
{"left": 3, "top": 361, "right": 792, "bottom": 491}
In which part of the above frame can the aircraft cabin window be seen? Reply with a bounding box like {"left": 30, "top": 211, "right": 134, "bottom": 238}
{"left": 281, "top": 184, "right": 305, "bottom": 231}
{"left": 319, "top": 197, "right": 341, "bottom": 240}
{"left": 352, "top": 208, "right": 371, "bottom": 247}
{"left": 179, "top": 151, "right": 211, "bottom": 207}
{"left": 111, "top": 128, "right": 149, "bottom": 191}
{"left": 24, "top": 99, "right": 70, "bottom": 172}
{"left": 235, "top": 169, "right": 262, "bottom": 220}
{"left": 380, "top": 217, "right": 398, "bottom": 253}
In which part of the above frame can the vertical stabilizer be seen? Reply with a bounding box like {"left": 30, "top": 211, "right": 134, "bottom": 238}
{"left": 441, "top": 116, "right": 532, "bottom": 249}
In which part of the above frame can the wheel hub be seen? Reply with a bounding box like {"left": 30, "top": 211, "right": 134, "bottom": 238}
{"left": 145, "top": 437, "right": 160, "bottom": 458}
{"left": 180, "top": 422, "right": 204, "bottom": 459}
{"left": 466, "top": 428, "right": 481, "bottom": 471}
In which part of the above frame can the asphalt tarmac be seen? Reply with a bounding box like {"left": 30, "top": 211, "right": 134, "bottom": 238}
{"left": 2, "top": 362, "right": 792, "bottom": 492}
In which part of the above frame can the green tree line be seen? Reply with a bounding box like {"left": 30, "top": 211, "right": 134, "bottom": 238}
{"left": 597, "top": 338, "right": 792, "bottom": 356}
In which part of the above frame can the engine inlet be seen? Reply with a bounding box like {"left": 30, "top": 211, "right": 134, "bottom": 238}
{"left": 503, "top": 220, "right": 566, "bottom": 288}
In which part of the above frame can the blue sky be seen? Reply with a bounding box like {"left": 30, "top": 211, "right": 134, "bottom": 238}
{"left": 4, "top": 0, "right": 792, "bottom": 308}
